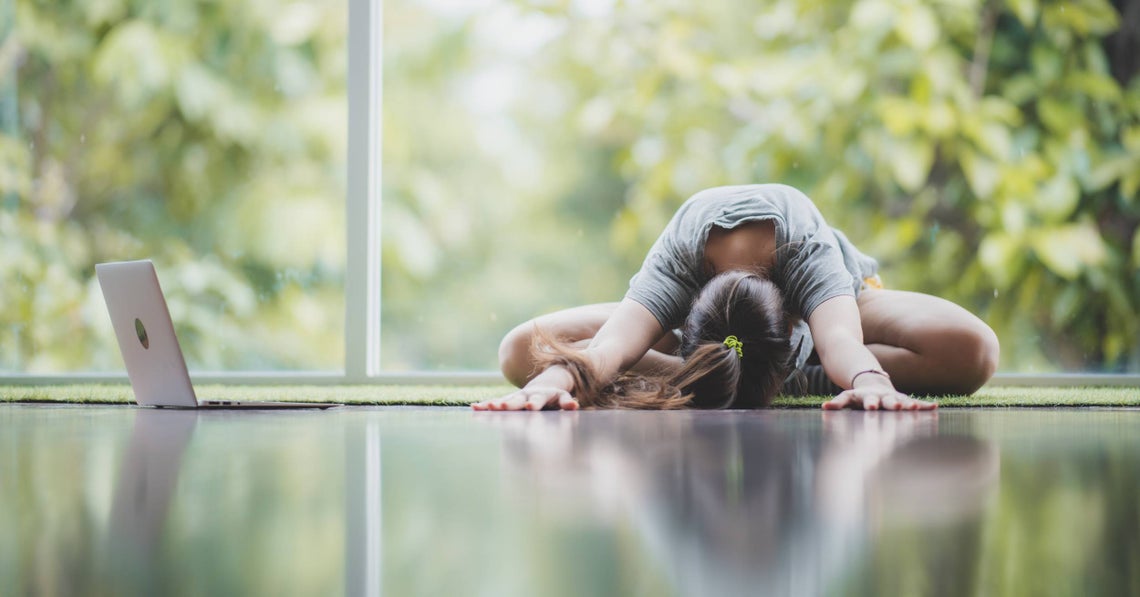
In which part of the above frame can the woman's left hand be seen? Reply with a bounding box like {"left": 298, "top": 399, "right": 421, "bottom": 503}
{"left": 822, "top": 387, "right": 937, "bottom": 411}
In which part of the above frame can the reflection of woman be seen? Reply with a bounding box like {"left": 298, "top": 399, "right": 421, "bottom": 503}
{"left": 486, "top": 410, "right": 999, "bottom": 596}
{"left": 475, "top": 184, "right": 999, "bottom": 411}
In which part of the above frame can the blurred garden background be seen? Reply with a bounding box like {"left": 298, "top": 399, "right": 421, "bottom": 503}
{"left": 1, "top": 0, "right": 1138, "bottom": 373}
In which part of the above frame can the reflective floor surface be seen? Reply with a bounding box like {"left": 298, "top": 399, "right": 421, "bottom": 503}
{"left": 2, "top": 405, "right": 1139, "bottom": 596}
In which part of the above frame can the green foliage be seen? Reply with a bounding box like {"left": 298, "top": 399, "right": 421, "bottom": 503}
{"left": 383, "top": 0, "right": 1140, "bottom": 371}
{"left": 3, "top": 0, "right": 1138, "bottom": 372}
{"left": 0, "top": 0, "right": 346, "bottom": 371}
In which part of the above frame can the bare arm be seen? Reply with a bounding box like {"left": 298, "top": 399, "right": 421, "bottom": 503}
{"left": 807, "top": 295, "right": 936, "bottom": 411}
{"left": 582, "top": 299, "right": 666, "bottom": 381}
{"left": 473, "top": 299, "right": 665, "bottom": 411}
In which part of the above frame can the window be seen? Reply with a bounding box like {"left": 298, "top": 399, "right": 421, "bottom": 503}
{"left": 3, "top": 0, "right": 1138, "bottom": 380}
{"left": 1, "top": 0, "right": 346, "bottom": 373}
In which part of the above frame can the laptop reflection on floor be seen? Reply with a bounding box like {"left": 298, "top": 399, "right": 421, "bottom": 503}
{"left": 96, "top": 259, "right": 340, "bottom": 410}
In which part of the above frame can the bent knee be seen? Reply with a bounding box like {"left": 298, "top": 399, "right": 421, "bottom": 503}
{"left": 940, "top": 323, "right": 1000, "bottom": 394}
{"left": 499, "top": 325, "right": 536, "bottom": 388}
{"left": 975, "top": 324, "right": 1000, "bottom": 382}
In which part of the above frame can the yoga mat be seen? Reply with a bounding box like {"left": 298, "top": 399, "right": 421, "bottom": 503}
{"left": 2, "top": 385, "right": 1138, "bottom": 408}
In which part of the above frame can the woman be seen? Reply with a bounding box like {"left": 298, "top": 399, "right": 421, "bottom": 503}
{"left": 474, "top": 184, "right": 1000, "bottom": 411}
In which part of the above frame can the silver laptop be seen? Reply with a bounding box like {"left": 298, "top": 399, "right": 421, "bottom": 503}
{"left": 96, "top": 260, "right": 340, "bottom": 409}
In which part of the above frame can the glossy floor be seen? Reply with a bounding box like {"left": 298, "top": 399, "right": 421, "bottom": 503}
{"left": 2, "top": 405, "right": 1138, "bottom": 596}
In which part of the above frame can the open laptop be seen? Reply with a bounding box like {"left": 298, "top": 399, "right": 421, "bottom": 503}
{"left": 96, "top": 259, "right": 340, "bottom": 409}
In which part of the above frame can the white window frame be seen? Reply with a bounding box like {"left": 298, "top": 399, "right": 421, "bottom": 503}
{"left": 0, "top": 0, "right": 1134, "bottom": 388}
{"left": 344, "top": 0, "right": 383, "bottom": 383}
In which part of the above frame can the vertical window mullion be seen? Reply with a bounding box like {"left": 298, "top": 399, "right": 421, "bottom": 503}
{"left": 345, "top": 0, "right": 383, "bottom": 381}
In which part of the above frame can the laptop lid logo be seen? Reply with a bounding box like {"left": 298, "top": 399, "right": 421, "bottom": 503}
{"left": 134, "top": 318, "right": 150, "bottom": 349}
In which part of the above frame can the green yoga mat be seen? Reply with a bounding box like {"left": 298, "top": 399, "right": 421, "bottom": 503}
{"left": 1, "top": 384, "right": 1138, "bottom": 408}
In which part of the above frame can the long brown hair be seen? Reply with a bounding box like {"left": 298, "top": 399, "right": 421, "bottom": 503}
{"left": 533, "top": 270, "right": 794, "bottom": 409}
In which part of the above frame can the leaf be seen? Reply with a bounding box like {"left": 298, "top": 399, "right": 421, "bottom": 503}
{"left": 176, "top": 64, "right": 228, "bottom": 122}
{"left": 919, "top": 50, "right": 959, "bottom": 95}
{"left": 1002, "top": 203, "right": 1028, "bottom": 235}
{"left": 92, "top": 20, "right": 171, "bottom": 106}
{"left": 1032, "top": 236, "right": 1082, "bottom": 279}
{"left": 83, "top": 0, "right": 127, "bottom": 28}
{"left": 1009, "top": 0, "right": 1039, "bottom": 27}
{"left": 1001, "top": 160, "right": 1038, "bottom": 198}
{"left": 1037, "top": 97, "right": 1084, "bottom": 134}
{"left": 850, "top": 0, "right": 895, "bottom": 30}
{"left": 1001, "top": 75, "right": 1039, "bottom": 105}
{"left": 1083, "top": 41, "right": 1111, "bottom": 75}
{"left": 877, "top": 97, "right": 920, "bottom": 136}
{"left": 834, "top": 70, "right": 867, "bottom": 102}
{"left": 961, "top": 151, "right": 1001, "bottom": 198}
{"left": 888, "top": 138, "right": 934, "bottom": 192}
{"left": 1036, "top": 174, "right": 1080, "bottom": 222}
{"left": 269, "top": 2, "right": 321, "bottom": 46}
{"left": 896, "top": 4, "right": 939, "bottom": 51}
{"left": 1086, "top": 155, "right": 1129, "bottom": 192}
{"left": 1030, "top": 221, "right": 1108, "bottom": 280}
{"left": 1043, "top": 0, "right": 1120, "bottom": 36}
{"left": 1031, "top": 44, "right": 1063, "bottom": 84}
{"left": 1123, "top": 168, "right": 1140, "bottom": 203}
{"left": 976, "top": 123, "right": 1013, "bottom": 159}
{"left": 1076, "top": 0, "right": 1121, "bottom": 34}
{"left": 1065, "top": 72, "right": 1123, "bottom": 102}
{"left": 979, "top": 232, "right": 1023, "bottom": 288}
{"left": 923, "top": 102, "right": 957, "bottom": 137}
{"left": 980, "top": 97, "right": 1024, "bottom": 126}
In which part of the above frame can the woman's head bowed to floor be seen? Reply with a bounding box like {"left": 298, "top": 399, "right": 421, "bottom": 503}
{"left": 533, "top": 270, "right": 794, "bottom": 409}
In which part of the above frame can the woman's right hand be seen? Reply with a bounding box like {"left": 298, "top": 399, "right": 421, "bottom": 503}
{"left": 471, "top": 386, "right": 580, "bottom": 411}
{"left": 473, "top": 365, "right": 580, "bottom": 411}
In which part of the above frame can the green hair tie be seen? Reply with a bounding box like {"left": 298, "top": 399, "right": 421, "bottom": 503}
{"left": 723, "top": 335, "right": 744, "bottom": 358}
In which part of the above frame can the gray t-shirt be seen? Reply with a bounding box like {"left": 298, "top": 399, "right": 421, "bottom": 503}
{"left": 625, "top": 184, "right": 879, "bottom": 370}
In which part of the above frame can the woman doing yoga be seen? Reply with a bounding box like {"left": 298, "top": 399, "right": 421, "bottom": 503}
{"left": 474, "top": 184, "right": 1000, "bottom": 411}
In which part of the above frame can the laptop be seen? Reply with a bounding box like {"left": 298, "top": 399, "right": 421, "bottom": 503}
{"left": 96, "top": 259, "right": 340, "bottom": 409}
